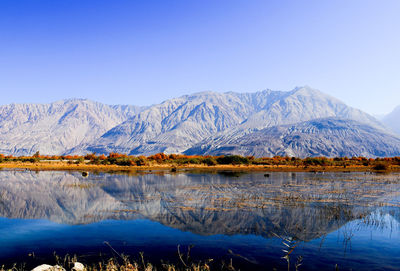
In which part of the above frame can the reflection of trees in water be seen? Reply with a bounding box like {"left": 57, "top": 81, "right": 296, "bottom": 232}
{"left": 217, "top": 171, "right": 248, "bottom": 178}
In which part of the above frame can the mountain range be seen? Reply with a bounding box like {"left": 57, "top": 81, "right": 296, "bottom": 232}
{"left": 1, "top": 86, "right": 399, "bottom": 157}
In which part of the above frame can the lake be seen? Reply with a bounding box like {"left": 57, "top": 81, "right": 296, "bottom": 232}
{"left": 0, "top": 169, "right": 400, "bottom": 270}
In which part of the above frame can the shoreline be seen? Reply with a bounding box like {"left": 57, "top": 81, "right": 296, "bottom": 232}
{"left": 1, "top": 161, "right": 399, "bottom": 173}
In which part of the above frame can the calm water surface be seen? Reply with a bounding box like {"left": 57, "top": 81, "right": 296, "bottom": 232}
{"left": 0, "top": 170, "right": 400, "bottom": 270}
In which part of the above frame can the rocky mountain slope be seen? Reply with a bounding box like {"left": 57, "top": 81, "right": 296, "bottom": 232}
{"left": 71, "top": 86, "right": 387, "bottom": 156}
{"left": 71, "top": 91, "right": 261, "bottom": 155}
{"left": 235, "top": 86, "right": 381, "bottom": 130}
{"left": 0, "top": 99, "right": 144, "bottom": 155}
{"left": 186, "top": 118, "right": 400, "bottom": 157}
{"left": 383, "top": 105, "right": 400, "bottom": 135}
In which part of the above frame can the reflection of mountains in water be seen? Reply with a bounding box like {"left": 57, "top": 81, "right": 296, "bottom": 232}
{"left": 1, "top": 170, "right": 399, "bottom": 241}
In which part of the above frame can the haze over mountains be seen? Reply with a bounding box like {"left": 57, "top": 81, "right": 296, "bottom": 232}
{"left": 1, "top": 86, "right": 399, "bottom": 157}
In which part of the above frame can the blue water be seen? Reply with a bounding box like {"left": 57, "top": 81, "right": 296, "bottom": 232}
{"left": 0, "top": 170, "right": 400, "bottom": 270}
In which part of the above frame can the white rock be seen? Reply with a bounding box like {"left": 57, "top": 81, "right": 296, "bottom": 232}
{"left": 72, "top": 262, "right": 85, "bottom": 271}
{"left": 32, "top": 264, "right": 53, "bottom": 271}
{"left": 31, "top": 265, "right": 65, "bottom": 271}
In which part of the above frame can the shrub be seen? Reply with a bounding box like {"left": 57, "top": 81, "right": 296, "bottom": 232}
{"left": 84, "top": 153, "right": 97, "bottom": 160}
{"left": 75, "top": 157, "right": 84, "bottom": 164}
{"left": 304, "top": 157, "right": 328, "bottom": 166}
{"left": 135, "top": 157, "right": 147, "bottom": 166}
{"left": 188, "top": 158, "right": 201, "bottom": 164}
{"left": 148, "top": 153, "right": 168, "bottom": 162}
{"left": 114, "top": 158, "right": 134, "bottom": 166}
{"left": 90, "top": 157, "right": 102, "bottom": 165}
{"left": 203, "top": 157, "right": 217, "bottom": 166}
{"left": 216, "top": 155, "right": 250, "bottom": 165}
{"left": 108, "top": 152, "right": 127, "bottom": 159}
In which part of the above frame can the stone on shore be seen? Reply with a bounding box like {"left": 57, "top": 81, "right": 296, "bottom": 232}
{"left": 72, "top": 262, "right": 85, "bottom": 271}
{"left": 31, "top": 265, "right": 65, "bottom": 271}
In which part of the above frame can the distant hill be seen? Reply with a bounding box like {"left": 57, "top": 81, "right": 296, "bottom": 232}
{"left": 383, "top": 105, "right": 400, "bottom": 135}
{"left": 0, "top": 86, "right": 398, "bottom": 157}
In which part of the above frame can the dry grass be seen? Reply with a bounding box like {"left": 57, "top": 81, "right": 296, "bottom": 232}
{"left": 1, "top": 160, "right": 400, "bottom": 173}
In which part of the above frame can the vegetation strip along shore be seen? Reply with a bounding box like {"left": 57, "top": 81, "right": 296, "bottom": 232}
{"left": 0, "top": 153, "right": 398, "bottom": 172}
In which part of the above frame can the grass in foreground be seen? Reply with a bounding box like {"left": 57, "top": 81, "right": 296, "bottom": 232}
{"left": 0, "top": 248, "right": 234, "bottom": 271}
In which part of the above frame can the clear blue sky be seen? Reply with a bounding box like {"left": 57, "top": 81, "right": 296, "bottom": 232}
{"left": 0, "top": 0, "right": 399, "bottom": 114}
